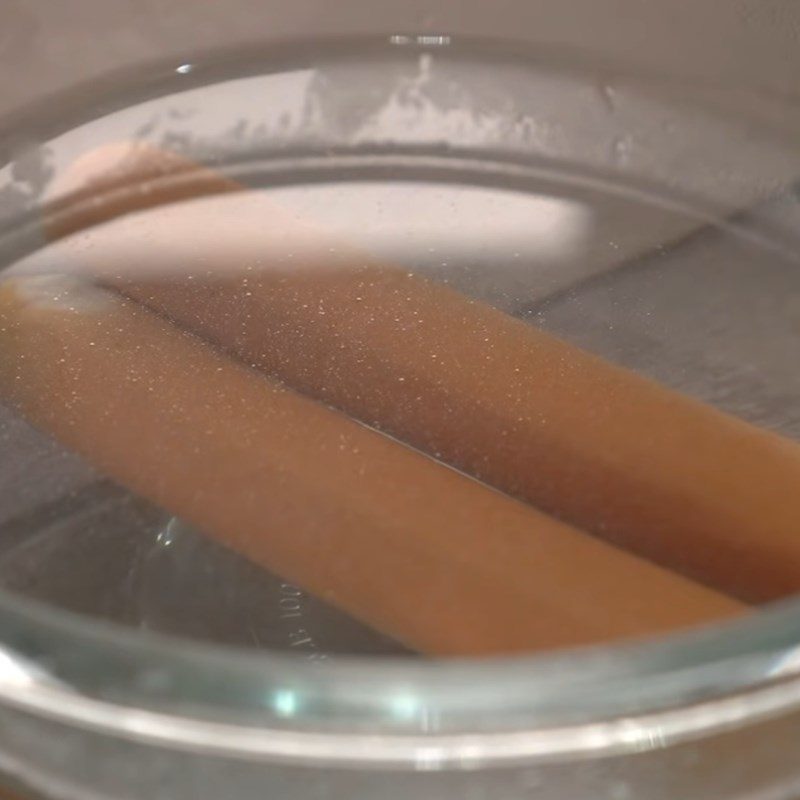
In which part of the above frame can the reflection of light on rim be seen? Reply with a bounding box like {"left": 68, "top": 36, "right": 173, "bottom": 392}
{"left": 0, "top": 648, "right": 38, "bottom": 687}
{"left": 389, "top": 693, "right": 421, "bottom": 721}
{"left": 272, "top": 689, "right": 299, "bottom": 718}
{"left": 0, "top": 647, "right": 65, "bottom": 690}
{"left": 388, "top": 693, "right": 441, "bottom": 736}
{"left": 389, "top": 35, "right": 452, "bottom": 47}
{"left": 767, "top": 646, "right": 800, "bottom": 677}
{"left": 155, "top": 518, "right": 180, "bottom": 548}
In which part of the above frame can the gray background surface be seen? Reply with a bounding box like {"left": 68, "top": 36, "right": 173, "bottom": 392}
{"left": 2, "top": 0, "right": 800, "bottom": 117}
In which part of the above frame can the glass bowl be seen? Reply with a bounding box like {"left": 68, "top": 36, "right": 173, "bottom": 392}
{"left": 1, "top": 37, "right": 799, "bottom": 800}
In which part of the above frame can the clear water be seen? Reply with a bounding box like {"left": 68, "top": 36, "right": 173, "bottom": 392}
{"left": 0, "top": 72, "right": 798, "bottom": 658}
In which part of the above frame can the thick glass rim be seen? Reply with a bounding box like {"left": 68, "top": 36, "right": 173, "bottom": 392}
{"left": 1, "top": 586, "right": 800, "bottom": 766}
{"left": 1, "top": 36, "right": 799, "bottom": 766}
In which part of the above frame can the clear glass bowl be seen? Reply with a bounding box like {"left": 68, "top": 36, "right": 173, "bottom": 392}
{"left": 1, "top": 37, "right": 800, "bottom": 800}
